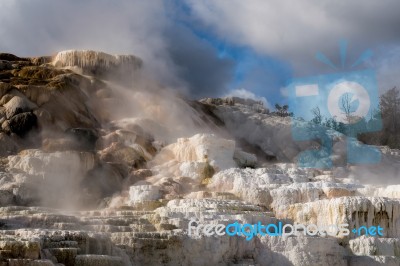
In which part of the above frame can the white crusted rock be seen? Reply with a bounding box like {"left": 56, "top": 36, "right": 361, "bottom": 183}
{"left": 52, "top": 50, "right": 141, "bottom": 76}
{"left": 347, "top": 255, "right": 400, "bottom": 266}
{"left": 7, "top": 150, "right": 95, "bottom": 208}
{"left": 151, "top": 133, "right": 236, "bottom": 171}
{"left": 280, "top": 197, "right": 400, "bottom": 238}
{"left": 129, "top": 185, "right": 161, "bottom": 203}
{"left": 349, "top": 236, "right": 400, "bottom": 256}
{"left": 208, "top": 166, "right": 311, "bottom": 207}
{"left": 257, "top": 235, "right": 347, "bottom": 266}
{"left": 270, "top": 181, "right": 358, "bottom": 210}
{"left": 357, "top": 185, "right": 400, "bottom": 199}
{"left": 233, "top": 149, "right": 257, "bottom": 168}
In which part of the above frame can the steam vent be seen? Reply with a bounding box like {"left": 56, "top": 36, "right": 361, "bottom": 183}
{"left": 0, "top": 50, "right": 399, "bottom": 266}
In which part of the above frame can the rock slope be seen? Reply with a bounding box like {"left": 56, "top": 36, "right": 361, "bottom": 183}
{"left": 0, "top": 51, "right": 399, "bottom": 266}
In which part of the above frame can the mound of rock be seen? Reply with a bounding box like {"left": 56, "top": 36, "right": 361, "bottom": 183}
{"left": 280, "top": 197, "right": 400, "bottom": 238}
{"left": 52, "top": 50, "right": 142, "bottom": 79}
{"left": 151, "top": 133, "right": 237, "bottom": 171}
{"left": 0, "top": 50, "right": 399, "bottom": 266}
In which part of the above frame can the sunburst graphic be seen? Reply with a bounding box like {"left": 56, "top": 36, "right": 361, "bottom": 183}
{"left": 315, "top": 40, "right": 373, "bottom": 69}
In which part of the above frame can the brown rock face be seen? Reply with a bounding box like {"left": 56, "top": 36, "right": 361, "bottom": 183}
{"left": 8, "top": 111, "right": 38, "bottom": 137}
{"left": 1, "top": 50, "right": 398, "bottom": 266}
{"left": 0, "top": 53, "right": 108, "bottom": 154}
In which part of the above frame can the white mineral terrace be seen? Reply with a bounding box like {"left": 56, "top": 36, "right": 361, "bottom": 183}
{"left": 0, "top": 50, "right": 399, "bottom": 266}
{"left": 52, "top": 50, "right": 142, "bottom": 69}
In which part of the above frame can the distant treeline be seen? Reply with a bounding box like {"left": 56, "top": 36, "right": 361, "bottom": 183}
{"left": 272, "top": 87, "right": 400, "bottom": 149}
{"left": 359, "top": 87, "right": 400, "bottom": 149}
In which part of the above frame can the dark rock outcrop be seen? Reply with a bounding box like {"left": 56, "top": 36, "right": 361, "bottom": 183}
{"left": 65, "top": 128, "right": 99, "bottom": 151}
{"left": 0, "top": 53, "right": 28, "bottom": 62}
{"left": 8, "top": 112, "right": 37, "bottom": 137}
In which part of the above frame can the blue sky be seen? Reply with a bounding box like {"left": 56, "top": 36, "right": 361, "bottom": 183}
{"left": 165, "top": 0, "right": 400, "bottom": 107}
{"left": 167, "top": 1, "right": 295, "bottom": 106}
{"left": 173, "top": 17, "right": 293, "bottom": 106}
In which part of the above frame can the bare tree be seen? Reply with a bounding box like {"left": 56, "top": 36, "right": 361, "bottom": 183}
{"left": 311, "top": 106, "right": 322, "bottom": 124}
{"left": 358, "top": 87, "right": 400, "bottom": 149}
{"left": 381, "top": 87, "right": 400, "bottom": 133}
{"left": 341, "top": 94, "right": 353, "bottom": 123}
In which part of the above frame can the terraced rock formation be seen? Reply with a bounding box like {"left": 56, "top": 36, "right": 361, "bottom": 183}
{"left": 0, "top": 51, "right": 399, "bottom": 266}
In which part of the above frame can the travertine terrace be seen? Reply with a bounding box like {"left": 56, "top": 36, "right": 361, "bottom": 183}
{"left": 0, "top": 51, "right": 399, "bottom": 266}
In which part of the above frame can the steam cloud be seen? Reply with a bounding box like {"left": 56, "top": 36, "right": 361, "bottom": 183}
{"left": 1, "top": 0, "right": 399, "bottom": 95}
{"left": 0, "top": 0, "right": 233, "bottom": 98}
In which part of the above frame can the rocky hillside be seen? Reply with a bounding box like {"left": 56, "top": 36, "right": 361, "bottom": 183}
{"left": 0, "top": 51, "right": 399, "bottom": 266}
